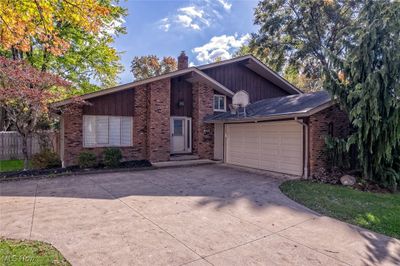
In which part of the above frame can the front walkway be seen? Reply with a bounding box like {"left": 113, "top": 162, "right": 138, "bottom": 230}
{"left": 1, "top": 165, "right": 399, "bottom": 265}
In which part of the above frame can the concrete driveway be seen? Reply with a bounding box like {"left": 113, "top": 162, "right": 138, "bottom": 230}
{"left": 1, "top": 165, "right": 399, "bottom": 266}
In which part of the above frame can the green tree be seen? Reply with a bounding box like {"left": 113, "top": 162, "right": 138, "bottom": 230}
{"left": 131, "top": 55, "right": 177, "bottom": 81}
{"left": 0, "top": 0, "right": 126, "bottom": 130}
{"left": 0, "top": 0, "right": 127, "bottom": 93}
{"left": 249, "top": 0, "right": 363, "bottom": 92}
{"left": 324, "top": 0, "right": 400, "bottom": 190}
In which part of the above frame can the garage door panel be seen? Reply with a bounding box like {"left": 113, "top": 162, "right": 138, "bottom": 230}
{"left": 260, "top": 137, "right": 280, "bottom": 144}
{"left": 231, "top": 158, "right": 259, "bottom": 169}
{"left": 233, "top": 152, "right": 260, "bottom": 161}
{"left": 259, "top": 149, "right": 280, "bottom": 156}
{"left": 259, "top": 154, "right": 280, "bottom": 162}
{"left": 226, "top": 121, "right": 303, "bottom": 176}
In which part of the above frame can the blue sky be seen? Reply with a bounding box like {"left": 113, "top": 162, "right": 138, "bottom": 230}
{"left": 113, "top": 0, "right": 259, "bottom": 84}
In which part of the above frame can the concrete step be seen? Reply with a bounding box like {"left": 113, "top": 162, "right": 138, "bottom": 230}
{"left": 152, "top": 159, "right": 218, "bottom": 169}
{"left": 170, "top": 154, "right": 200, "bottom": 161}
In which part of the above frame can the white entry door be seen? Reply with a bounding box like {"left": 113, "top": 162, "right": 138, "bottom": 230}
{"left": 225, "top": 121, "right": 303, "bottom": 176}
{"left": 171, "top": 117, "right": 192, "bottom": 154}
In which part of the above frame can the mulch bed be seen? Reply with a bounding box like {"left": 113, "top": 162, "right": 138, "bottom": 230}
{"left": 0, "top": 160, "right": 152, "bottom": 182}
{"left": 310, "top": 167, "right": 394, "bottom": 193}
{"left": 352, "top": 181, "right": 393, "bottom": 194}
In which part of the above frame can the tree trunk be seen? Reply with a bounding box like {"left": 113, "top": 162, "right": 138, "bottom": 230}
{"left": 21, "top": 136, "right": 29, "bottom": 170}
{"left": 0, "top": 107, "right": 4, "bottom": 130}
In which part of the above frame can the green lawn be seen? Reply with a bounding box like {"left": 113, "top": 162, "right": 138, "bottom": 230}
{"left": 0, "top": 160, "right": 24, "bottom": 172}
{"left": 0, "top": 239, "right": 70, "bottom": 266}
{"left": 280, "top": 180, "right": 400, "bottom": 239}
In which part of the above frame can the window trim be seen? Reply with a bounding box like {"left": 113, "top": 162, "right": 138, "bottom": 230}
{"left": 213, "top": 94, "right": 226, "bottom": 112}
{"left": 83, "top": 115, "right": 133, "bottom": 148}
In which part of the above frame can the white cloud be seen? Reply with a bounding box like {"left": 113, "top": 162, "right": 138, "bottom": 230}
{"left": 193, "top": 33, "right": 250, "bottom": 63}
{"left": 175, "top": 6, "right": 209, "bottom": 30}
{"left": 217, "top": 0, "right": 232, "bottom": 11}
{"left": 159, "top": 17, "right": 170, "bottom": 32}
{"left": 158, "top": 0, "right": 232, "bottom": 32}
{"left": 176, "top": 13, "right": 201, "bottom": 30}
{"left": 179, "top": 6, "right": 204, "bottom": 18}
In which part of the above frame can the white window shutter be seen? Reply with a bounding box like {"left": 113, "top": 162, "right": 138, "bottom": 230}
{"left": 83, "top": 116, "right": 96, "bottom": 147}
{"left": 121, "top": 117, "right": 132, "bottom": 146}
{"left": 109, "top": 116, "right": 121, "bottom": 146}
{"left": 96, "top": 116, "right": 109, "bottom": 145}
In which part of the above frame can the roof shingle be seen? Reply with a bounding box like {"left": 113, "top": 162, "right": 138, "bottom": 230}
{"left": 205, "top": 91, "right": 332, "bottom": 122}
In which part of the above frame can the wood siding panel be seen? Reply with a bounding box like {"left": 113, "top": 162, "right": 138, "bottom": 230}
{"left": 170, "top": 77, "right": 193, "bottom": 117}
{"left": 83, "top": 89, "right": 134, "bottom": 116}
{"left": 202, "top": 63, "right": 289, "bottom": 102}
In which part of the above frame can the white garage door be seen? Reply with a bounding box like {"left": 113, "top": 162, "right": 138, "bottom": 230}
{"left": 225, "top": 121, "right": 304, "bottom": 176}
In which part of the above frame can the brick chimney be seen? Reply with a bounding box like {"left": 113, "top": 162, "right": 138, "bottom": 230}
{"left": 177, "top": 51, "right": 188, "bottom": 70}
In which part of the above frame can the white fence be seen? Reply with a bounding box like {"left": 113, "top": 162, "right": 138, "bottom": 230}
{"left": 0, "top": 131, "right": 57, "bottom": 160}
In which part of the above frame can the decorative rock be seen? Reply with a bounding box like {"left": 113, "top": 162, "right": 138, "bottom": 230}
{"left": 340, "top": 175, "right": 356, "bottom": 186}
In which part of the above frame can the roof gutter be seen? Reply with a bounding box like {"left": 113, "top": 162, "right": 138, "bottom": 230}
{"left": 205, "top": 101, "right": 334, "bottom": 124}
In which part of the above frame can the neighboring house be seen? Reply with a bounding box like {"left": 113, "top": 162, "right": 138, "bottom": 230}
{"left": 54, "top": 52, "right": 349, "bottom": 177}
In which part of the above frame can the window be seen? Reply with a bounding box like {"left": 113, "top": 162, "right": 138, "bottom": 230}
{"left": 328, "top": 122, "right": 334, "bottom": 137}
{"left": 213, "top": 95, "right": 226, "bottom": 112}
{"left": 173, "top": 119, "right": 183, "bottom": 136}
{"left": 83, "top": 115, "right": 132, "bottom": 147}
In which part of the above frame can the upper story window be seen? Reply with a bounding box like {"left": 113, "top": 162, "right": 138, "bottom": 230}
{"left": 83, "top": 115, "right": 132, "bottom": 147}
{"left": 213, "top": 95, "right": 226, "bottom": 112}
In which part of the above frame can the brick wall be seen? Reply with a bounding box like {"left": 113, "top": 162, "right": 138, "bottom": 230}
{"left": 62, "top": 79, "right": 171, "bottom": 166}
{"left": 63, "top": 105, "right": 83, "bottom": 166}
{"left": 192, "top": 82, "right": 214, "bottom": 159}
{"left": 147, "top": 79, "right": 171, "bottom": 162}
{"left": 132, "top": 84, "right": 148, "bottom": 159}
{"left": 62, "top": 92, "right": 145, "bottom": 166}
{"left": 308, "top": 104, "right": 350, "bottom": 176}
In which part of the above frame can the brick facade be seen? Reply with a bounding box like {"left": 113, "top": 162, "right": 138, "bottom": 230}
{"left": 146, "top": 79, "right": 171, "bottom": 162}
{"left": 192, "top": 82, "right": 214, "bottom": 159}
{"left": 63, "top": 106, "right": 83, "bottom": 166}
{"left": 308, "top": 104, "right": 350, "bottom": 177}
{"left": 132, "top": 84, "right": 148, "bottom": 159}
{"left": 62, "top": 79, "right": 171, "bottom": 166}
{"left": 62, "top": 74, "right": 348, "bottom": 171}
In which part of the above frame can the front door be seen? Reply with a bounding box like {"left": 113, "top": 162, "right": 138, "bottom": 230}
{"left": 171, "top": 117, "right": 192, "bottom": 154}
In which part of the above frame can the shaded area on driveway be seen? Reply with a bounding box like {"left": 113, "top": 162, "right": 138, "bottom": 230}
{"left": 1, "top": 164, "right": 399, "bottom": 266}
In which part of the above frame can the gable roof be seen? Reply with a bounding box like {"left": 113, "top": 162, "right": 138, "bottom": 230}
{"left": 53, "top": 54, "right": 302, "bottom": 107}
{"left": 205, "top": 91, "right": 333, "bottom": 123}
{"left": 198, "top": 55, "right": 303, "bottom": 95}
{"left": 52, "top": 68, "right": 234, "bottom": 107}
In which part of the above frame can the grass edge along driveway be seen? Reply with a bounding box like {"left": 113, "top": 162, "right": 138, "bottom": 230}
{"left": 0, "top": 238, "right": 70, "bottom": 266}
{"left": 0, "top": 160, "right": 24, "bottom": 172}
{"left": 280, "top": 180, "right": 400, "bottom": 239}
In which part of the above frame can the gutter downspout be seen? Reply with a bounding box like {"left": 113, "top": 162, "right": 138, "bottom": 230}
{"left": 295, "top": 117, "right": 309, "bottom": 178}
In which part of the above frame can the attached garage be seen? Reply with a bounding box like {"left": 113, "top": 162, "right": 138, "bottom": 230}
{"left": 207, "top": 91, "right": 342, "bottom": 177}
{"left": 225, "top": 121, "right": 304, "bottom": 176}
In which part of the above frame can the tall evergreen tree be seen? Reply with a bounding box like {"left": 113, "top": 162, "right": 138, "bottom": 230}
{"left": 324, "top": 0, "right": 400, "bottom": 190}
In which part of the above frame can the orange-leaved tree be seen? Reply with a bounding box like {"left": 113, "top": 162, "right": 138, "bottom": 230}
{"left": 0, "top": 0, "right": 111, "bottom": 57}
{"left": 131, "top": 55, "right": 177, "bottom": 81}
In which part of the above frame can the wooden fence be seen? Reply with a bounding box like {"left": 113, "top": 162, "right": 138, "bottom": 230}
{"left": 0, "top": 131, "right": 57, "bottom": 160}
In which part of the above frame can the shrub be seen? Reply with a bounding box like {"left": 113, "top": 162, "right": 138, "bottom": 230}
{"left": 31, "top": 149, "right": 61, "bottom": 169}
{"left": 78, "top": 152, "right": 97, "bottom": 168}
{"left": 325, "top": 136, "right": 351, "bottom": 171}
{"left": 103, "top": 148, "right": 122, "bottom": 168}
